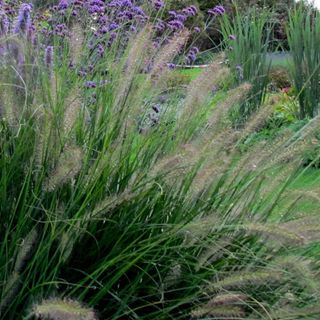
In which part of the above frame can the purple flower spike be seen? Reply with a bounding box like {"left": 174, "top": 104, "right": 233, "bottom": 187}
{"left": 97, "top": 43, "right": 105, "bottom": 57}
{"left": 176, "top": 14, "right": 187, "bottom": 22}
{"left": 168, "top": 10, "right": 177, "bottom": 18}
{"left": 109, "top": 22, "right": 119, "bottom": 31}
{"left": 183, "top": 5, "right": 197, "bottom": 17}
{"left": 13, "top": 3, "right": 32, "bottom": 34}
{"left": 208, "top": 5, "right": 225, "bottom": 16}
{"left": 44, "top": 46, "right": 53, "bottom": 67}
{"left": 84, "top": 81, "right": 97, "bottom": 88}
{"left": 190, "top": 47, "right": 199, "bottom": 54}
{"left": 189, "top": 5, "right": 198, "bottom": 15}
{"left": 167, "top": 19, "right": 184, "bottom": 31}
{"left": 167, "top": 63, "right": 176, "bottom": 70}
{"left": 229, "top": 34, "right": 236, "bottom": 40}
{"left": 194, "top": 26, "right": 201, "bottom": 33}
{"left": 58, "top": 0, "right": 69, "bottom": 10}
{"left": 153, "top": 0, "right": 164, "bottom": 10}
{"left": 186, "top": 47, "right": 199, "bottom": 64}
{"left": 155, "top": 19, "right": 165, "bottom": 32}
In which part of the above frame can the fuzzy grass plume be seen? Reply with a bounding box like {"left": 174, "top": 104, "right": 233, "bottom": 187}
{"left": 30, "top": 298, "right": 97, "bottom": 320}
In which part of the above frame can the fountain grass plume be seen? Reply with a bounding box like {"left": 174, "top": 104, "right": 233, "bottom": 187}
{"left": 30, "top": 298, "right": 97, "bottom": 320}
{"left": 43, "top": 144, "right": 83, "bottom": 192}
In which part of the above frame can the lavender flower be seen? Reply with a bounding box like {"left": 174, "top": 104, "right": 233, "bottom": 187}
{"left": 155, "top": 19, "right": 165, "bottom": 32}
{"left": 13, "top": 3, "right": 32, "bottom": 34}
{"left": 194, "top": 26, "right": 201, "bottom": 33}
{"left": 182, "top": 5, "right": 197, "bottom": 17}
{"left": 168, "top": 10, "right": 177, "bottom": 18}
{"left": 84, "top": 81, "right": 97, "bottom": 88}
{"left": 229, "top": 34, "right": 236, "bottom": 40}
{"left": 107, "top": 32, "right": 117, "bottom": 47}
{"left": 167, "top": 63, "right": 176, "bottom": 69}
{"left": 97, "top": 43, "right": 105, "bottom": 57}
{"left": 208, "top": 5, "right": 225, "bottom": 16}
{"left": 176, "top": 14, "right": 187, "bottom": 22}
{"left": 186, "top": 46, "right": 199, "bottom": 64}
{"left": 44, "top": 46, "right": 53, "bottom": 67}
{"left": 108, "top": 22, "right": 119, "bottom": 31}
{"left": 58, "top": 0, "right": 69, "bottom": 10}
{"left": 153, "top": 0, "right": 164, "bottom": 10}
{"left": 98, "top": 15, "right": 108, "bottom": 24}
{"left": 167, "top": 19, "right": 184, "bottom": 31}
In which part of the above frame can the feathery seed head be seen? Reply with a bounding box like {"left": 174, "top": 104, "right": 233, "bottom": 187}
{"left": 31, "top": 298, "right": 97, "bottom": 320}
{"left": 14, "top": 228, "right": 38, "bottom": 273}
{"left": 43, "top": 145, "right": 83, "bottom": 192}
{"left": 151, "top": 29, "right": 190, "bottom": 80}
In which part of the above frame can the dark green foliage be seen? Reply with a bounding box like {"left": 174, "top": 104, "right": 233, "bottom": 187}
{"left": 287, "top": 6, "right": 320, "bottom": 118}
{"left": 221, "top": 9, "right": 272, "bottom": 120}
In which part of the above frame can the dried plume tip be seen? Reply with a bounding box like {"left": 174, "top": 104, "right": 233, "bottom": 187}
{"left": 209, "top": 270, "right": 282, "bottom": 291}
{"left": 206, "top": 82, "right": 252, "bottom": 133}
{"left": 14, "top": 228, "right": 38, "bottom": 273}
{"left": 162, "top": 264, "right": 182, "bottom": 289}
{"left": 191, "top": 305, "right": 245, "bottom": 319}
{"left": 179, "top": 55, "right": 230, "bottom": 126}
{"left": 0, "top": 271, "right": 21, "bottom": 314}
{"left": 206, "top": 293, "right": 248, "bottom": 307}
{"left": 63, "top": 89, "right": 82, "bottom": 135}
{"left": 31, "top": 298, "right": 97, "bottom": 320}
{"left": 151, "top": 28, "right": 190, "bottom": 79}
{"left": 43, "top": 145, "right": 83, "bottom": 192}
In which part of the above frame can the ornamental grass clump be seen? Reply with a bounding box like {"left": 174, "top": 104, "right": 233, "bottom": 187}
{"left": 1, "top": 1, "right": 320, "bottom": 320}
{"left": 287, "top": 5, "right": 320, "bottom": 118}
{"left": 220, "top": 8, "right": 272, "bottom": 120}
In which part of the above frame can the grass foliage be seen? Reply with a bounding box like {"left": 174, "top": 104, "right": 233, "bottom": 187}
{"left": 287, "top": 5, "right": 320, "bottom": 118}
{"left": 0, "top": 5, "right": 320, "bottom": 320}
{"left": 220, "top": 8, "right": 272, "bottom": 119}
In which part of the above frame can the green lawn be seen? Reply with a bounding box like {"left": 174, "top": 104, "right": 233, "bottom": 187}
{"left": 178, "top": 68, "right": 203, "bottom": 80}
{"left": 268, "top": 166, "right": 320, "bottom": 218}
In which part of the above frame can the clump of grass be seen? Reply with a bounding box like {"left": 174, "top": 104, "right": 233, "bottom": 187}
{"left": 287, "top": 5, "right": 320, "bottom": 118}
{"left": 0, "top": 2, "right": 320, "bottom": 320}
{"left": 220, "top": 8, "right": 272, "bottom": 120}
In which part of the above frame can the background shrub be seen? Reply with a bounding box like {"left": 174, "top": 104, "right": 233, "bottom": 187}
{"left": 269, "top": 66, "right": 292, "bottom": 91}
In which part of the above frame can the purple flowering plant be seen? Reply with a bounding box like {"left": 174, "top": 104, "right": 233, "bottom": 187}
{"left": 0, "top": 0, "right": 228, "bottom": 93}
